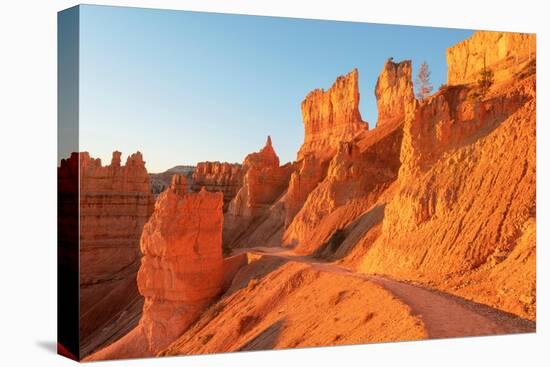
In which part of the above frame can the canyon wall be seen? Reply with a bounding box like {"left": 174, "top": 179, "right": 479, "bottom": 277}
{"left": 447, "top": 31, "right": 536, "bottom": 86}
{"left": 78, "top": 151, "right": 154, "bottom": 356}
{"left": 356, "top": 31, "right": 536, "bottom": 320}
{"left": 86, "top": 30, "right": 536, "bottom": 361}
{"left": 87, "top": 180, "right": 226, "bottom": 360}
{"left": 298, "top": 68, "right": 368, "bottom": 161}
{"left": 283, "top": 60, "right": 414, "bottom": 254}
{"left": 192, "top": 161, "right": 243, "bottom": 211}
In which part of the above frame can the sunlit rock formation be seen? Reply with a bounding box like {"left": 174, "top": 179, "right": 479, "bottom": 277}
{"left": 283, "top": 61, "right": 413, "bottom": 253}
{"left": 298, "top": 68, "right": 369, "bottom": 161}
{"left": 375, "top": 59, "right": 415, "bottom": 126}
{"left": 224, "top": 136, "right": 293, "bottom": 248}
{"left": 357, "top": 31, "right": 536, "bottom": 320}
{"left": 86, "top": 180, "right": 225, "bottom": 360}
{"left": 447, "top": 31, "right": 536, "bottom": 85}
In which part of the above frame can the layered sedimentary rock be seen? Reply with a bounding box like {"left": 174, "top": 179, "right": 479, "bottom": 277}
{"left": 356, "top": 31, "right": 536, "bottom": 320}
{"left": 137, "top": 185, "right": 224, "bottom": 352}
{"left": 284, "top": 154, "right": 328, "bottom": 226}
{"left": 447, "top": 31, "right": 536, "bottom": 86}
{"left": 87, "top": 183, "right": 225, "bottom": 360}
{"left": 192, "top": 161, "right": 243, "bottom": 211}
{"left": 78, "top": 151, "right": 155, "bottom": 356}
{"left": 298, "top": 69, "right": 369, "bottom": 161}
{"left": 284, "top": 70, "right": 371, "bottom": 227}
{"left": 224, "top": 137, "right": 293, "bottom": 248}
{"left": 284, "top": 61, "right": 414, "bottom": 254}
{"left": 375, "top": 59, "right": 415, "bottom": 126}
{"left": 149, "top": 165, "right": 194, "bottom": 197}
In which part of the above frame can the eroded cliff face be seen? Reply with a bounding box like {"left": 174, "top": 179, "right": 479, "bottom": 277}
{"left": 86, "top": 181, "right": 226, "bottom": 360}
{"left": 447, "top": 31, "right": 536, "bottom": 86}
{"left": 77, "top": 151, "right": 154, "bottom": 356}
{"left": 354, "top": 31, "right": 536, "bottom": 320}
{"left": 375, "top": 59, "right": 415, "bottom": 126}
{"left": 283, "top": 61, "right": 414, "bottom": 254}
{"left": 224, "top": 137, "right": 293, "bottom": 248}
{"left": 192, "top": 161, "right": 243, "bottom": 211}
{"left": 87, "top": 30, "right": 536, "bottom": 360}
{"left": 283, "top": 70, "right": 371, "bottom": 228}
{"left": 298, "top": 69, "right": 369, "bottom": 161}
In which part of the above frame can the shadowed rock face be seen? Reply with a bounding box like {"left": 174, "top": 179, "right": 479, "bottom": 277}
{"left": 75, "top": 151, "right": 155, "bottom": 356}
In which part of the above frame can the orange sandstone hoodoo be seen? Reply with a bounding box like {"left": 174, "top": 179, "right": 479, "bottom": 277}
{"left": 86, "top": 175, "right": 226, "bottom": 360}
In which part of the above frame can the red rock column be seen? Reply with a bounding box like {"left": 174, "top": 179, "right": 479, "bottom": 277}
{"left": 136, "top": 185, "right": 224, "bottom": 353}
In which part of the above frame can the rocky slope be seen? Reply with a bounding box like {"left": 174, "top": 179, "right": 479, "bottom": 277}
{"left": 351, "top": 31, "right": 536, "bottom": 320}
{"left": 160, "top": 256, "right": 425, "bottom": 355}
{"left": 74, "top": 151, "right": 155, "bottom": 356}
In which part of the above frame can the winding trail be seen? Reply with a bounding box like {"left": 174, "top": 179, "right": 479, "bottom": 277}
{"left": 240, "top": 246, "right": 535, "bottom": 338}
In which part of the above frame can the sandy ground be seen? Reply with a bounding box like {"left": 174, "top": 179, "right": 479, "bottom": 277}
{"left": 244, "top": 247, "right": 535, "bottom": 338}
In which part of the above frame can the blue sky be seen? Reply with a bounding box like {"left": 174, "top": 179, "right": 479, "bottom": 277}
{"left": 78, "top": 5, "right": 473, "bottom": 173}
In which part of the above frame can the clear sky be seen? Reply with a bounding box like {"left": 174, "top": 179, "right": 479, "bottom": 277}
{"left": 78, "top": 5, "right": 473, "bottom": 173}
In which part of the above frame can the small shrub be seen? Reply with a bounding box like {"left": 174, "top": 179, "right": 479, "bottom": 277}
{"left": 477, "top": 63, "right": 494, "bottom": 99}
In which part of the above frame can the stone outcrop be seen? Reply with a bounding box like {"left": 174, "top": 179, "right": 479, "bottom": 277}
{"left": 284, "top": 154, "right": 328, "bottom": 226}
{"left": 447, "top": 31, "right": 536, "bottom": 86}
{"left": 355, "top": 32, "right": 536, "bottom": 320}
{"left": 77, "top": 151, "right": 155, "bottom": 356}
{"left": 375, "top": 59, "right": 415, "bottom": 126}
{"left": 149, "top": 165, "right": 194, "bottom": 197}
{"left": 298, "top": 69, "right": 369, "bottom": 161}
{"left": 192, "top": 161, "right": 243, "bottom": 211}
{"left": 399, "top": 69, "right": 534, "bottom": 179}
{"left": 284, "top": 122, "right": 404, "bottom": 254}
{"left": 284, "top": 70, "right": 372, "bottom": 228}
{"left": 87, "top": 184, "right": 225, "bottom": 360}
{"left": 283, "top": 61, "right": 412, "bottom": 253}
{"left": 224, "top": 137, "right": 293, "bottom": 248}
{"left": 137, "top": 186, "right": 224, "bottom": 352}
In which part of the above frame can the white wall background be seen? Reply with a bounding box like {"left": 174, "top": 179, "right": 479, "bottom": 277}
{"left": 0, "top": 0, "right": 547, "bottom": 366}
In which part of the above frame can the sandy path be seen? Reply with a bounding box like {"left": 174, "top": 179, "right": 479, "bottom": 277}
{"left": 243, "top": 247, "right": 535, "bottom": 338}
